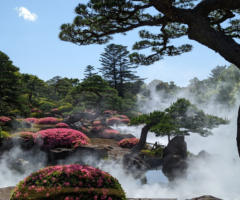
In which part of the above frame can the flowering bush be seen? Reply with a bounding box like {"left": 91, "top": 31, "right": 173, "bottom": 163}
{"left": 104, "top": 129, "right": 120, "bottom": 134}
{"left": 25, "top": 118, "right": 38, "bottom": 124}
{"left": 51, "top": 108, "right": 59, "bottom": 113}
{"left": 118, "top": 138, "right": 139, "bottom": 149}
{"left": 10, "top": 164, "right": 127, "bottom": 200}
{"left": 90, "top": 125, "right": 104, "bottom": 133}
{"left": 115, "top": 115, "right": 128, "bottom": 119}
{"left": 92, "top": 121, "right": 101, "bottom": 126}
{"left": 31, "top": 108, "right": 42, "bottom": 113}
{"left": 55, "top": 123, "right": 69, "bottom": 128}
{"left": 36, "top": 117, "right": 60, "bottom": 124}
{"left": 34, "top": 128, "right": 91, "bottom": 149}
{"left": 11, "top": 132, "right": 35, "bottom": 142}
{"left": 0, "top": 116, "right": 12, "bottom": 123}
{"left": 78, "top": 126, "right": 87, "bottom": 132}
{"left": 120, "top": 119, "right": 130, "bottom": 124}
{"left": 103, "top": 110, "right": 113, "bottom": 115}
{"left": 106, "top": 118, "right": 121, "bottom": 126}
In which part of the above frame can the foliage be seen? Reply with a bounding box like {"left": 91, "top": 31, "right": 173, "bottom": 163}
{"left": 0, "top": 130, "right": 10, "bottom": 140}
{"left": 0, "top": 116, "right": 12, "bottom": 123}
{"left": 104, "top": 129, "right": 120, "bottom": 134}
{"left": 25, "top": 118, "right": 38, "bottom": 124}
{"left": 11, "top": 132, "right": 35, "bottom": 142}
{"left": 120, "top": 119, "right": 130, "bottom": 124}
{"left": 90, "top": 125, "right": 104, "bottom": 133}
{"left": 118, "top": 138, "right": 139, "bottom": 149}
{"left": 51, "top": 108, "right": 58, "bottom": 113}
{"left": 107, "top": 118, "right": 121, "bottom": 126}
{"left": 92, "top": 121, "right": 101, "bottom": 126}
{"left": 34, "top": 128, "right": 91, "bottom": 149}
{"left": 58, "top": 104, "right": 73, "bottom": 113}
{"left": 84, "top": 65, "right": 98, "bottom": 80}
{"left": 32, "top": 112, "right": 44, "bottom": 118}
{"left": 9, "top": 109, "right": 21, "bottom": 118}
{"left": 36, "top": 117, "right": 61, "bottom": 125}
{"left": 55, "top": 123, "right": 69, "bottom": 128}
{"left": 10, "top": 164, "right": 127, "bottom": 200}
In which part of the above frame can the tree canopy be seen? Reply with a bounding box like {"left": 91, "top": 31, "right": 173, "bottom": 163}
{"left": 59, "top": 0, "right": 240, "bottom": 68}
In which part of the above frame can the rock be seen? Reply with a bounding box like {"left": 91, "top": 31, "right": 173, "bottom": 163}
{"left": 144, "top": 157, "right": 164, "bottom": 168}
{"left": 122, "top": 152, "right": 150, "bottom": 172}
{"left": 197, "top": 150, "right": 211, "bottom": 158}
{"left": 162, "top": 154, "right": 188, "bottom": 181}
{"left": 190, "top": 195, "right": 222, "bottom": 200}
{"left": 162, "top": 136, "right": 187, "bottom": 159}
{"left": 98, "top": 132, "right": 135, "bottom": 141}
{"left": 7, "top": 158, "right": 30, "bottom": 173}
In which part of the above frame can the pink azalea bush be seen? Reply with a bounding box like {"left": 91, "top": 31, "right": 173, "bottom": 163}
{"left": 106, "top": 118, "right": 121, "bottom": 126}
{"left": 34, "top": 128, "right": 91, "bottom": 149}
{"left": 103, "top": 110, "right": 118, "bottom": 115}
{"left": 10, "top": 164, "right": 127, "bottom": 200}
{"left": 92, "top": 121, "right": 101, "bottom": 125}
{"left": 0, "top": 116, "right": 11, "bottom": 123}
{"left": 36, "top": 117, "right": 60, "bottom": 125}
{"left": 51, "top": 108, "right": 58, "bottom": 113}
{"left": 120, "top": 119, "right": 130, "bottom": 124}
{"left": 25, "top": 118, "right": 38, "bottom": 124}
{"left": 78, "top": 126, "right": 87, "bottom": 132}
{"left": 116, "top": 115, "right": 128, "bottom": 119}
{"left": 11, "top": 132, "right": 35, "bottom": 142}
{"left": 90, "top": 125, "right": 104, "bottom": 133}
{"left": 118, "top": 138, "right": 139, "bottom": 149}
{"left": 104, "top": 129, "right": 120, "bottom": 134}
{"left": 55, "top": 123, "right": 69, "bottom": 128}
{"left": 31, "top": 108, "right": 42, "bottom": 113}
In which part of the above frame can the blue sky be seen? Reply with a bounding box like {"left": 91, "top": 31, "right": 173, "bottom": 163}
{"left": 0, "top": 0, "right": 231, "bottom": 87}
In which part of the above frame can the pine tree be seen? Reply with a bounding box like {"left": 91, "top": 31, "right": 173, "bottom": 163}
{"left": 84, "top": 65, "right": 98, "bottom": 80}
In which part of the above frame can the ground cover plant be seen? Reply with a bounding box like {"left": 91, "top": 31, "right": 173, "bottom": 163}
{"left": 34, "top": 128, "right": 91, "bottom": 149}
{"left": 0, "top": 116, "right": 12, "bottom": 123}
{"left": 11, "top": 132, "right": 35, "bottom": 142}
{"left": 10, "top": 164, "right": 127, "bottom": 200}
{"left": 55, "top": 123, "right": 69, "bottom": 128}
{"left": 118, "top": 138, "right": 139, "bottom": 149}
{"left": 36, "top": 117, "right": 61, "bottom": 125}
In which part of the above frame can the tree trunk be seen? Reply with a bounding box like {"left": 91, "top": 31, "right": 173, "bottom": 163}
{"left": 237, "top": 105, "right": 240, "bottom": 157}
{"left": 168, "top": 135, "right": 170, "bottom": 143}
{"left": 130, "top": 124, "right": 151, "bottom": 154}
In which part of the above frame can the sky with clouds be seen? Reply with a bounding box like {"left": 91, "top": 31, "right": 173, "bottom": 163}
{"left": 0, "top": 0, "right": 233, "bottom": 87}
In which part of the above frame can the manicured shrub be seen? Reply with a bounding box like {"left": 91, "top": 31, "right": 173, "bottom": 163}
{"left": 106, "top": 118, "right": 121, "bottom": 126}
{"left": 120, "top": 119, "right": 130, "bottom": 124}
{"left": 25, "top": 118, "right": 38, "bottom": 124}
{"left": 118, "top": 138, "right": 140, "bottom": 149}
{"left": 31, "top": 108, "right": 42, "bottom": 113}
{"left": 10, "top": 164, "right": 127, "bottom": 200}
{"left": 51, "top": 108, "right": 58, "bottom": 113}
{"left": 92, "top": 121, "right": 101, "bottom": 126}
{"left": 116, "top": 115, "right": 128, "bottom": 119}
{"left": 9, "top": 109, "right": 21, "bottom": 117}
{"left": 32, "top": 112, "right": 44, "bottom": 118}
{"left": 78, "top": 126, "right": 87, "bottom": 132}
{"left": 11, "top": 132, "right": 35, "bottom": 142}
{"left": 104, "top": 129, "right": 120, "bottom": 134}
{"left": 0, "top": 131, "right": 10, "bottom": 140}
{"left": 103, "top": 110, "right": 113, "bottom": 115}
{"left": 36, "top": 117, "right": 59, "bottom": 125}
{"left": 55, "top": 123, "right": 69, "bottom": 128}
{"left": 34, "top": 128, "right": 91, "bottom": 149}
{"left": 0, "top": 116, "right": 12, "bottom": 123}
{"left": 90, "top": 125, "right": 104, "bottom": 133}
{"left": 58, "top": 104, "right": 73, "bottom": 113}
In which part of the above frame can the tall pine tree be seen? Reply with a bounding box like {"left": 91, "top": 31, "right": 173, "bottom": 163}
{"left": 84, "top": 65, "right": 98, "bottom": 80}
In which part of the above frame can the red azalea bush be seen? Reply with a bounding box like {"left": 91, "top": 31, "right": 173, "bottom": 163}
{"left": 55, "top": 123, "right": 69, "bottom": 128}
{"left": 118, "top": 138, "right": 139, "bottom": 149}
{"left": 11, "top": 132, "right": 35, "bottom": 142}
{"left": 25, "top": 118, "right": 38, "bottom": 124}
{"left": 10, "top": 164, "right": 127, "bottom": 200}
{"left": 90, "top": 125, "right": 104, "bottom": 133}
{"left": 0, "top": 116, "right": 12, "bottom": 123}
{"left": 92, "top": 121, "right": 101, "bottom": 126}
{"left": 78, "top": 126, "right": 87, "bottom": 132}
{"left": 104, "top": 129, "right": 120, "bottom": 134}
{"left": 120, "top": 119, "right": 130, "bottom": 124}
{"left": 106, "top": 118, "right": 121, "bottom": 126}
{"left": 34, "top": 128, "right": 91, "bottom": 149}
{"left": 36, "top": 117, "right": 59, "bottom": 124}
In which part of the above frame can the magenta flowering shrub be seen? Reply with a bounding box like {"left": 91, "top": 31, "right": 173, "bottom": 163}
{"left": 78, "top": 126, "right": 87, "bottom": 132}
{"left": 11, "top": 132, "right": 35, "bottom": 142}
{"left": 92, "top": 121, "right": 101, "bottom": 125}
{"left": 0, "top": 116, "right": 11, "bottom": 123}
{"left": 118, "top": 138, "right": 139, "bottom": 149}
{"left": 51, "top": 108, "right": 58, "bottom": 113}
{"left": 104, "top": 129, "right": 120, "bottom": 134}
{"left": 10, "top": 164, "right": 127, "bottom": 200}
{"left": 36, "top": 117, "right": 59, "bottom": 124}
{"left": 103, "top": 110, "right": 113, "bottom": 115}
{"left": 34, "top": 128, "right": 91, "bottom": 149}
{"left": 120, "top": 119, "right": 130, "bottom": 124}
{"left": 25, "top": 118, "right": 38, "bottom": 124}
{"left": 106, "top": 118, "right": 121, "bottom": 126}
{"left": 55, "top": 123, "right": 69, "bottom": 128}
{"left": 116, "top": 115, "right": 128, "bottom": 119}
{"left": 90, "top": 125, "right": 104, "bottom": 133}
{"left": 31, "top": 108, "right": 42, "bottom": 113}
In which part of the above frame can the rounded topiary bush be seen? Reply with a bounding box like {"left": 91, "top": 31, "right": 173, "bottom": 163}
{"left": 36, "top": 117, "right": 60, "bottom": 125}
{"left": 90, "top": 125, "right": 104, "bottom": 133}
{"left": 106, "top": 118, "right": 121, "bottom": 126}
{"left": 55, "top": 123, "right": 69, "bottom": 128}
{"left": 0, "top": 131, "right": 10, "bottom": 140}
{"left": 10, "top": 164, "right": 127, "bottom": 200}
{"left": 104, "top": 129, "right": 120, "bottom": 134}
{"left": 25, "top": 118, "right": 38, "bottom": 124}
{"left": 0, "top": 116, "right": 12, "bottom": 123}
{"left": 119, "top": 119, "right": 130, "bottom": 124}
{"left": 11, "top": 132, "right": 35, "bottom": 142}
{"left": 51, "top": 108, "right": 58, "bottom": 113}
{"left": 34, "top": 128, "right": 91, "bottom": 149}
{"left": 118, "top": 138, "right": 139, "bottom": 149}
{"left": 31, "top": 108, "right": 42, "bottom": 113}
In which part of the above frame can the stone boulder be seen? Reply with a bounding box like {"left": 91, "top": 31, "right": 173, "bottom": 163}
{"left": 162, "top": 136, "right": 187, "bottom": 159}
{"left": 162, "top": 154, "right": 188, "bottom": 181}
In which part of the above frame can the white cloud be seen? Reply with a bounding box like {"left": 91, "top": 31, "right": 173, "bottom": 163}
{"left": 14, "top": 7, "right": 38, "bottom": 21}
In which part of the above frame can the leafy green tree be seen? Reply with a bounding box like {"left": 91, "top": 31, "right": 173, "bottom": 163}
{"left": 207, "top": 65, "right": 227, "bottom": 88}
{"left": 129, "top": 98, "right": 229, "bottom": 154}
{"left": 84, "top": 65, "right": 98, "bottom": 80}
